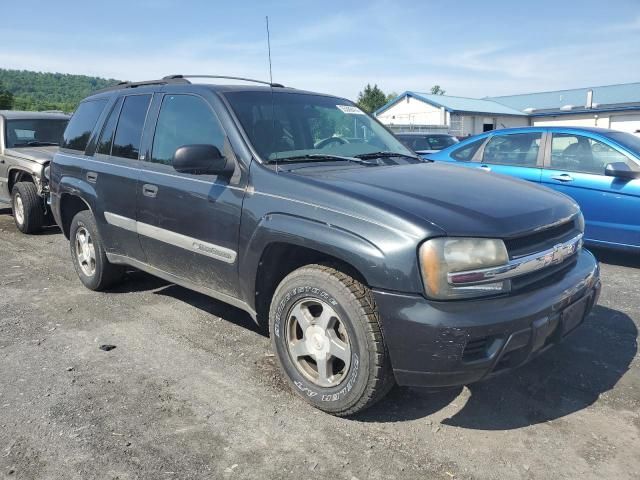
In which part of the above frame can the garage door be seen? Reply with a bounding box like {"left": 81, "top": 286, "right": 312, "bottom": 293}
{"left": 611, "top": 113, "right": 640, "bottom": 135}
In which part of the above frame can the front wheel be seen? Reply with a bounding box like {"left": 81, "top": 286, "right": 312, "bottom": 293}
{"left": 269, "top": 265, "right": 394, "bottom": 416}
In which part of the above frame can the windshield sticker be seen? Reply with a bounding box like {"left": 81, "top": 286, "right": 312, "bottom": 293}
{"left": 336, "top": 105, "right": 365, "bottom": 115}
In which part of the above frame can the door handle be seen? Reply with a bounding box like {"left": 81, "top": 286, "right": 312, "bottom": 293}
{"left": 142, "top": 184, "right": 158, "bottom": 198}
{"left": 479, "top": 165, "right": 491, "bottom": 171}
{"left": 86, "top": 171, "right": 98, "bottom": 183}
{"left": 551, "top": 174, "right": 574, "bottom": 182}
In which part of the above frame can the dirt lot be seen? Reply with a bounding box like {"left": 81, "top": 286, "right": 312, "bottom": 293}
{"left": 0, "top": 207, "right": 638, "bottom": 480}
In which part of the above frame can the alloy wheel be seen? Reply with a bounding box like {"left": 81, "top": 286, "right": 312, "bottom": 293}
{"left": 285, "top": 298, "right": 352, "bottom": 387}
{"left": 75, "top": 226, "right": 97, "bottom": 277}
{"left": 14, "top": 194, "right": 24, "bottom": 226}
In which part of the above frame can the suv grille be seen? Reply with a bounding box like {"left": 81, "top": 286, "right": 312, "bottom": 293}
{"left": 511, "top": 256, "right": 578, "bottom": 293}
{"left": 504, "top": 219, "right": 579, "bottom": 259}
{"left": 504, "top": 218, "right": 582, "bottom": 293}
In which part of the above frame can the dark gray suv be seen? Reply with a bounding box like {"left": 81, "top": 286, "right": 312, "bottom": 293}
{"left": 51, "top": 76, "right": 600, "bottom": 415}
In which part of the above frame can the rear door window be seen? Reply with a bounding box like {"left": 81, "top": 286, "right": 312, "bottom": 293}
{"left": 62, "top": 99, "right": 107, "bottom": 152}
{"left": 111, "top": 95, "right": 151, "bottom": 160}
{"left": 482, "top": 132, "right": 542, "bottom": 167}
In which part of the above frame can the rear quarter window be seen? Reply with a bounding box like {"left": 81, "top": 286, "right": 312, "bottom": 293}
{"left": 62, "top": 99, "right": 108, "bottom": 152}
{"left": 451, "top": 137, "right": 485, "bottom": 161}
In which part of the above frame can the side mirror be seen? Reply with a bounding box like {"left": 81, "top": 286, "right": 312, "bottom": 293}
{"left": 604, "top": 162, "right": 640, "bottom": 180}
{"left": 172, "top": 144, "right": 233, "bottom": 176}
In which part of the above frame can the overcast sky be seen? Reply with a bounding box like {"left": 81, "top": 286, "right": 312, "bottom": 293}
{"left": 2, "top": 0, "right": 639, "bottom": 100}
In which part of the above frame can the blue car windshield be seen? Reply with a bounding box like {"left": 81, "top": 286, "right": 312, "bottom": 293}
{"left": 608, "top": 131, "right": 640, "bottom": 157}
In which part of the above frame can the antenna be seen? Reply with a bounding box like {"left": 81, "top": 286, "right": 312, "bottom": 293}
{"left": 266, "top": 16, "right": 274, "bottom": 86}
{"left": 266, "top": 16, "right": 278, "bottom": 172}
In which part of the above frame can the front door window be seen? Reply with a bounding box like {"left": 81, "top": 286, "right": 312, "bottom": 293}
{"left": 550, "top": 133, "right": 635, "bottom": 174}
{"left": 150, "top": 94, "right": 226, "bottom": 165}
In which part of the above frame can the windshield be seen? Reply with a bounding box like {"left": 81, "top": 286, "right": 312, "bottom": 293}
{"left": 608, "top": 131, "right": 640, "bottom": 157}
{"left": 5, "top": 119, "right": 68, "bottom": 148}
{"left": 398, "top": 134, "right": 458, "bottom": 151}
{"left": 223, "top": 91, "right": 414, "bottom": 162}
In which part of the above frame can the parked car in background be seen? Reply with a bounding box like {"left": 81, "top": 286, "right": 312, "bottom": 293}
{"left": 428, "top": 127, "right": 640, "bottom": 252}
{"left": 395, "top": 132, "right": 458, "bottom": 154}
{"left": 0, "top": 110, "right": 69, "bottom": 233}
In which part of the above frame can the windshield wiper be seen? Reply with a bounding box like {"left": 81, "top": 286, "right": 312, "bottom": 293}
{"left": 265, "top": 154, "right": 375, "bottom": 165}
{"left": 15, "top": 141, "right": 59, "bottom": 147}
{"left": 354, "top": 151, "right": 424, "bottom": 161}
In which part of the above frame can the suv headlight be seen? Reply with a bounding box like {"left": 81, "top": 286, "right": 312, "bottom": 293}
{"left": 419, "top": 237, "right": 510, "bottom": 300}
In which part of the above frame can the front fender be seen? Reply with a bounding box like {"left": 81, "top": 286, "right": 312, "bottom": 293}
{"left": 7, "top": 164, "right": 46, "bottom": 195}
{"left": 239, "top": 212, "right": 425, "bottom": 307}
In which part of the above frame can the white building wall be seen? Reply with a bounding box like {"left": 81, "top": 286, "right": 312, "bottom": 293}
{"left": 377, "top": 97, "right": 530, "bottom": 135}
{"left": 532, "top": 113, "right": 602, "bottom": 128}
{"left": 611, "top": 113, "right": 640, "bottom": 135}
{"left": 494, "top": 115, "right": 531, "bottom": 130}
{"left": 532, "top": 110, "right": 640, "bottom": 135}
{"left": 454, "top": 114, "right": 529, "bottom": 136}
{"left": 376, "top": 96, "right": 443, "bottom": 126}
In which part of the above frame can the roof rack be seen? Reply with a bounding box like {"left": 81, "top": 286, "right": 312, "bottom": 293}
{"left": 163, "top": 75, "right": 284, "bottom": 88}
{"left": 92, "top": 75, "right": 285, "bottom": 95}
{"left": 93, "top": 77, "right": 190, "bottom": 94}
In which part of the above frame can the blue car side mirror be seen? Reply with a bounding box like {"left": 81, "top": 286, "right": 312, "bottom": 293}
{"left": 605, "top": 162, "right": 640, "bottom": 180}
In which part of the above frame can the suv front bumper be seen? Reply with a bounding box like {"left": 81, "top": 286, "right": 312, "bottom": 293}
{"left": 373, "top": 249, "right": 600, "bottom": 388}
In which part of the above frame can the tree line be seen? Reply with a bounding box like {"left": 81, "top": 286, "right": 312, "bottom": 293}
{"left": 0, "top": 68, "right": 445, "bottom": 115}
{"left": 0, "top": 69, "right": 120, "bottom": 112}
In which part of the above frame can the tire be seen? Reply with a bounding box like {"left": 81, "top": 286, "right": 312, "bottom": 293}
{"left": 11, "top": 182, "right": 44, "bottom": 234}
{"left": 269, "top": 264, "right": 395, "bottom": 416}
{"left": 69, "top": 210, "right": 124, "bottom": 290}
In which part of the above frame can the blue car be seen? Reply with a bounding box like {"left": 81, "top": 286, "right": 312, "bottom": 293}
{"left": 427, "top": 127, "right": 640, "bottom": 252}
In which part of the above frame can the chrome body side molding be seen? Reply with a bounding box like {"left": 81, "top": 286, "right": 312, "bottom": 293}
{"left": 104, "top": 211, "right": 237, "bottom": 264}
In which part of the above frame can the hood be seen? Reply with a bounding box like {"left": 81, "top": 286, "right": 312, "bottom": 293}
{"left": 292, "top": 162, "right": 579, "bottom": 239}
{"left": 4, "top": 146, "right": 58, "bottom": 165}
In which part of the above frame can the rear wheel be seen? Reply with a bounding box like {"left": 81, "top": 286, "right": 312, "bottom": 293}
{"left": 11, "top": 182, "right": 44, "bottom": 234}
{"left": 69, "top": 210, "right": 124, "bottom": 290}
{"left": 269, "top": 264, "right": 394, "bottom": 416}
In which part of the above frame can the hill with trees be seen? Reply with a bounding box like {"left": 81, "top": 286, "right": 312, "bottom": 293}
{"left": 0, "top": 69, "right": 120, "bottom": 112}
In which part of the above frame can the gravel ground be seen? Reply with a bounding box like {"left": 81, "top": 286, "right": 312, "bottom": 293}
{"left": 0, "top": 207, "right": 638, "bottom": 480}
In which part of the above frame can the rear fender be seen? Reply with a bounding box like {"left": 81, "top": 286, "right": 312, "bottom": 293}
{"left": 53, "top": 176, "right": 98, "bottom": 237}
